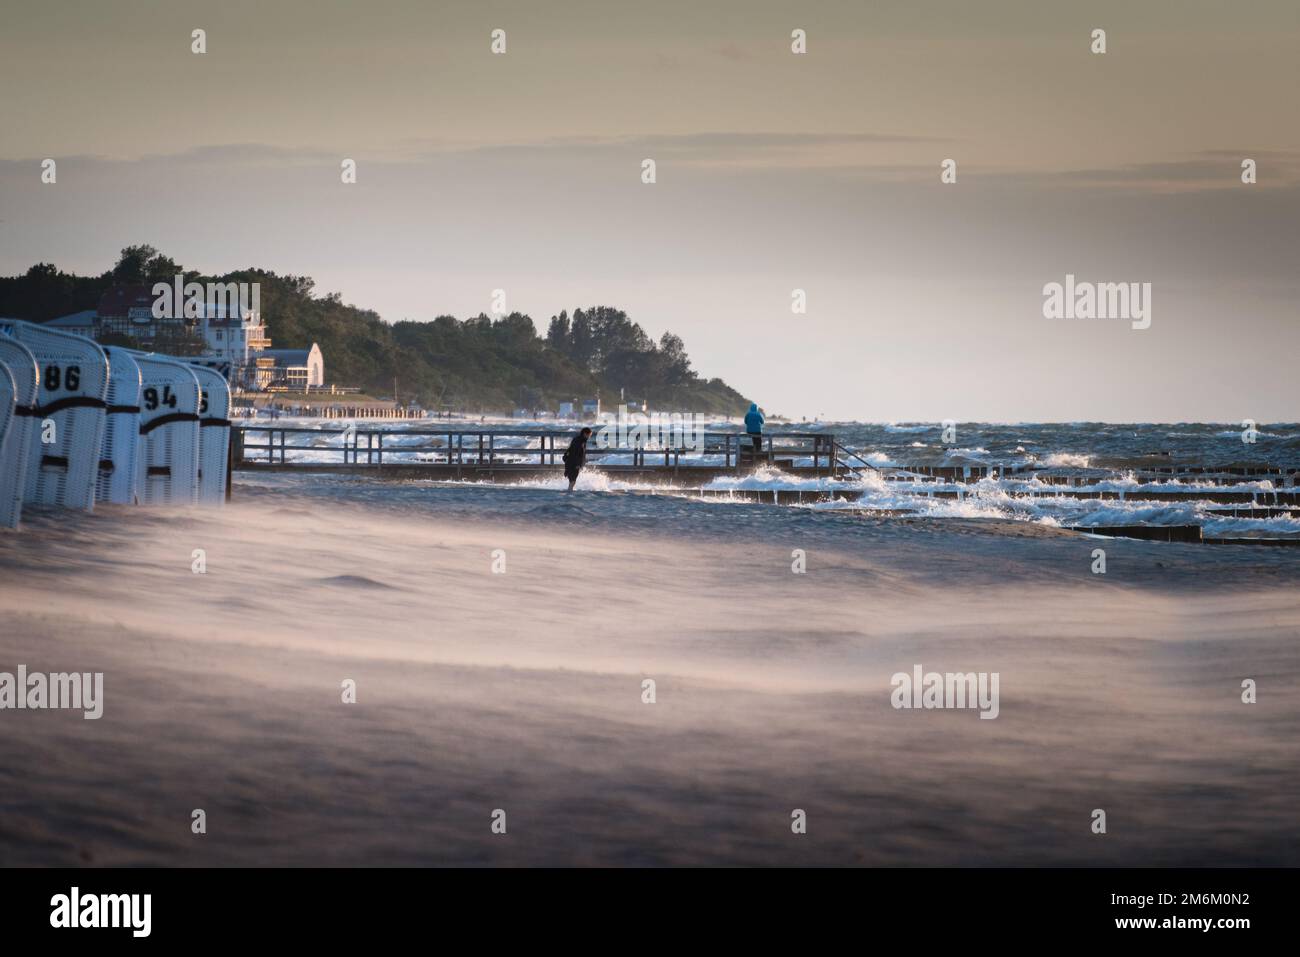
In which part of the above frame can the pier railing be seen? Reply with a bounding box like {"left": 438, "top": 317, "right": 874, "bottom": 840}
{"left": 233, "top": 426, "right": 841, "bottom": 475}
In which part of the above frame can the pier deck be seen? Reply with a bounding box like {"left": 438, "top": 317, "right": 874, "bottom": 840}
{"left": 233, "top": 426, "right": 842, "bottom": 484}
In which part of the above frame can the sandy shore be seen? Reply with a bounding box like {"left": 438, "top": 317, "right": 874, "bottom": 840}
{"left": 1, "top": 484, "right": 1297, "bottom": 866}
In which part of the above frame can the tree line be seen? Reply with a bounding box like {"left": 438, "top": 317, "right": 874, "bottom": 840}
{"left": 0, "top": 246, "right": 751, "bottom": 414}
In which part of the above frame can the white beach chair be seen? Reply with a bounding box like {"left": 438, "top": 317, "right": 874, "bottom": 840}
{"left": 0, "top": 362, "right": 15, "bottom": 518}
{"left": 130, "top": 352, "right": 202, "bottom": 506}
{"left": 0, "top": 319, "right": 109, "bottom": 511}
{"left": 96, "top": 347, "right": 143, "bottom": 505}
{"left": 0, "top": 336, "right": 39, "bottom": 528}
{"left": 186, "top": 362, "right": 232, "bottom": 505}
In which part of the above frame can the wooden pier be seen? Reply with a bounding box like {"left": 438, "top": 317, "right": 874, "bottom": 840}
{"left": 233, "top": 426, "right": 842, "bottom": 484}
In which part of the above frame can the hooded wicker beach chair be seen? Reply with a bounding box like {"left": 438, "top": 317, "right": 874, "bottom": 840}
{"left": 128, "top": 351, "right": 202, "bottom": 506}
{"left": 0, "top": 336, "right": 39, "bottom": 528}
{"left": 185, "top": 361, "right": 232, "bottom": 505}
{"left": 0, "top": 319, "right": 109, "bottom": 512}
{"left": 96, "top": 346, "right": 144, "bottom": 505}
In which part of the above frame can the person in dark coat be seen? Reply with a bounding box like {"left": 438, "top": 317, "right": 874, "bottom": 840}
{"left": 562, "top": 427, "right": 593, "bottom": 491}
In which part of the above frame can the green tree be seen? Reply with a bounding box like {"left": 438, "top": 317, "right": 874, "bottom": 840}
{"left": 0, "top": 246, "right": 754, "bottom": 414}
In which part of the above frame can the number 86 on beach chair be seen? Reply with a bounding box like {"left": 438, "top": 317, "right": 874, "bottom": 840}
{"left": 0, "top": 319, "right": 109, "bottom": 513}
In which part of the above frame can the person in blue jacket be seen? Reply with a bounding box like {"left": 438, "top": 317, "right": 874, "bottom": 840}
{"left": 744, "top": 402, "right": 764, "bottom": 453}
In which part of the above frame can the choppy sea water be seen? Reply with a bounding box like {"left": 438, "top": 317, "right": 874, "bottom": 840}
{"left": 238, "top": 420, "right": 1300, "bottom": 539}
{"left": 804, "top": 420, "right": 1300, "bottom": 468}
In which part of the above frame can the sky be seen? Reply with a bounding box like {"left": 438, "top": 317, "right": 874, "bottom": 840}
{"left": 1, "top": 0, "right": 1297, "bottom": 421}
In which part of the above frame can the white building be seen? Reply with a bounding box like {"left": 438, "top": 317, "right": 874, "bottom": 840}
{"left": 197, "top": 299, "right": 271, "bottom": 372}
{"left": 93, "top": 284, "right": 272, "bottom": 389}
{"left": 263, "top": 345, "right": 325, "bottom": 389}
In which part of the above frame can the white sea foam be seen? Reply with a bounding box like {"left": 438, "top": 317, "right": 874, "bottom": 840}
{"left": 704, "top": 466, "right": 882, "bottom": 492}
{"left": 1215, "top": 429, "right": 1281, "bottom": 439}
{"left": 1041, "top": 452, "right": 1092, "bottom": 469}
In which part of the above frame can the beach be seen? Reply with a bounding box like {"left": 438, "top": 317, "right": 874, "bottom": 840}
{"left": 1, "top": 474, "right": 1297, "bottom": 866}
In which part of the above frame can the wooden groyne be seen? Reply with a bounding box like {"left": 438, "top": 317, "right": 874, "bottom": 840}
{"left": 872, "top": 464, "right": 1300, "bottom": 487}
{"left": 1064, "top": 524, "right": 1300, "bottom": 546}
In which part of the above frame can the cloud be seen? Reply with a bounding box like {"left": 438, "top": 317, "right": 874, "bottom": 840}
{"left": 0, "top": 143, "right": 338, "bottom": 170}
{"left": 0, "top": 132, "right": 947, "bottom": 174}
{"left": 715, "top": 42, "right": 753, "bottom": 61}
{"left": 1032, "top": 151, "right": 1300, "bottom": 192}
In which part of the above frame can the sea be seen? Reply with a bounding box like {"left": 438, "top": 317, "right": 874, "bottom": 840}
{"left": 237, "top": 419, "right": 1300, "bottom": 541}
